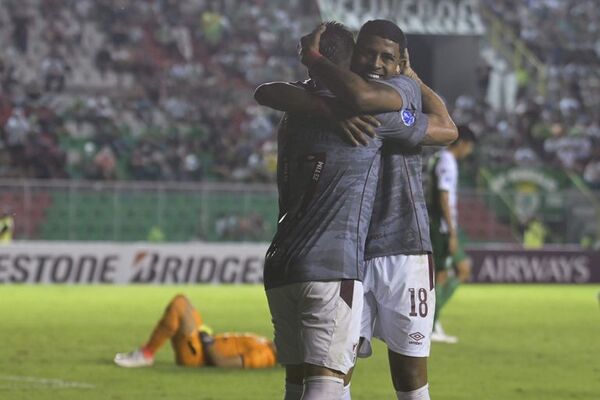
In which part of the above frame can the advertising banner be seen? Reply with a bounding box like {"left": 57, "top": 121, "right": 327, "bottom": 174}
{"left": 485, "top": 167, "right": 569, "bottom": 224}
{"left": 1, "top": 242, "right": 599, "bottom": 284}
{"left": 467, "top": 246, "right": 600, "bottom": 284}
{"left": 316, "top": 0, "right": 485, "bottom": 35}
{"left": 0, "top": 242, "right": 269, "bottom": 284}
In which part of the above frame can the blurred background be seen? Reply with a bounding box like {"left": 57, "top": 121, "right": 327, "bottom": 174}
{"left": 0, "top": 0, "right": 599, "bottom": 252}
{"left": 1, "top": 4, "right": 598, "bottom": 399}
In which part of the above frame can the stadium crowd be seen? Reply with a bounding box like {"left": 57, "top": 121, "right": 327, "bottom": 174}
{"left": 0, "top": 0, "right": 316, "bottom": 182}
{"left": 1, "top": 0, "right": 600, "bottom": 188}
{"left": 481, "top": 0, "right": 600, "bottom": 187}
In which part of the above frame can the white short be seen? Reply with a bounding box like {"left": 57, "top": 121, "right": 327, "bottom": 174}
{"left": 266, "top": 280, "right": 363, "bottom": 374}
{"left": 359, "top": 254, "right": 435, "bottom": 358}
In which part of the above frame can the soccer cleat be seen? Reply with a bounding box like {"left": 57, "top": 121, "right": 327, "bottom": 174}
{"left": 431, "top": 321, "right": 458, "bottom": 344}
{"left": 114, "top": 349, "right": 154, "bottom": 368}
{"left": 430, "top": 331, "right": 458, "bottom": 344}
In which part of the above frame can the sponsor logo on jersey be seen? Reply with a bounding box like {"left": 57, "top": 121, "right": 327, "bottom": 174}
{"left": 402, "top": 109, "right": 416, "bottom": 126}
{"left": 408, "top": 332, "right": 425, "bottom": 345}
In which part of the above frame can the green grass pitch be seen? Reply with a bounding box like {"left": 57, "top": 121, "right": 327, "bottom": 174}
{"left": 0, "top": 285, "right": 598, "bottom": 399}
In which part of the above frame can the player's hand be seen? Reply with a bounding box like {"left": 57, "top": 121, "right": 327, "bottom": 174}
{"left": 337, "top": 115, "right": 380, "bottom": 146}
{"left": 448, "top": 232, "right": 458, "bottom": 255}
{"left": 400, "top": 48, "right": 420, "bottom": 81}
{"left": 299, "top": 24, "right": 326, "bottom": 66}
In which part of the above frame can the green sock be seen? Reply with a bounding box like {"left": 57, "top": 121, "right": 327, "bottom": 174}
{"left": 444, "top": 276, "right": 461, "bottom": 305}
{"left": 434, "top": 285, "right": 445, "bottom": 324}
{"left": 434, "top": 277, "right": 461, "bottom": 324}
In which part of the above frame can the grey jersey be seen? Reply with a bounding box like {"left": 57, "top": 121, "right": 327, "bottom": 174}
{"left": 365, "top": 76, "right": 432, "bottom": 259}
{"left": 264, "top": 77, "right": 426, "bottom": 289}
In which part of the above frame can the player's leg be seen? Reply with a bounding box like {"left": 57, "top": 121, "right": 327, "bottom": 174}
{"left": 285, "top": 364, "right": 305, "bottom": 400}
{"left": 147, "top": 294, "right": 204, "bottom": 366}
{"left": 433, "top": 269, "right": 449, "bottom": 326}
{"left": 339, "top": 341, "right": 368, "bottom": 400}
{"left": 438, "top": 256, "right": 469, "bottom": 317}
{"left": 114, "top": 293, "right": 203, "bottom": 367}
{"left": 302, "top": 364, "right": 345, "bottom": 400}
{"left": 266, "top": 284, "right": 304, "bottom": 400}
{"left": 346, "top": 260, "right": 379, "bottom": 400}
{"left": 431, "top": 229, "right": 449, "bottom": 326}
{"left": 300, "top": 280, "right": 363, "bottom": 400}
{"left": 371, "top": 255, "right": 434, "bottom": 398}
{"left": 432, "top": 267, "right": 458, "bottom": 343}
{"left": 388, "top": 352, "right": 430, "bottom": 399}
{"left": 434, "top": 239, "right": 470, "bottom": 343}
{"left": 431, "top": 230, "right": 457, "bottom": 342}
{"left": 339, "top": 366, "right": 355, "bottom": 400}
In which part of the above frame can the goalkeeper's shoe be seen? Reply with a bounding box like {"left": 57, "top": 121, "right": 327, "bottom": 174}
{"left": 114, "top": 349, "right": 154, "bottom": 368}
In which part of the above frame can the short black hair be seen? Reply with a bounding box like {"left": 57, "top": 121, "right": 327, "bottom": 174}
{"left": 455, "top": 125, "right": 477, "bottom": 144}
{"left": 356, "top": 19, "right": 407, "bottom": 52}
{"left": 319, "top": 21, "right": 355, "bottom": 68}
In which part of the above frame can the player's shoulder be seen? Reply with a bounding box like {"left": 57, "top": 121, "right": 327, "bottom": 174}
{"left": 377, "top": 75, "right": 421, "bottom": 108}
{"left": 380, "top": 75, "right": 420, "bottom": 93}
{"left": 385, "top": 75, "right": 419, "bottom": 86}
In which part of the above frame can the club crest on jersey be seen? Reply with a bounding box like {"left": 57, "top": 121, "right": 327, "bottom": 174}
{"left": 402, "top": 109, "right": 416, "bottom": 126}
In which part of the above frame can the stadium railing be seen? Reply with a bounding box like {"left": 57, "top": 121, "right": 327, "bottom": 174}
{"left": 0, "top": 179, "right": 278, "bottom": 243}
{"left": 1, "top": 179, "right": 596, "bottom": 246}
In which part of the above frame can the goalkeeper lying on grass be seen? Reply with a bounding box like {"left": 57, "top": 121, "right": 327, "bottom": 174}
{"left": 114, "top": 294, "right": 277, "bottom": 369}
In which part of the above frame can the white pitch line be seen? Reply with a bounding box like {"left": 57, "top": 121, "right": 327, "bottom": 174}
{"left": 0, "top": 375, "right": 95, "bottom": 389}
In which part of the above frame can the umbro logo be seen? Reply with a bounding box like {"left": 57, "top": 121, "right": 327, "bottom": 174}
{"left": 409, "top": 332, "right": 425, "bottom": 344}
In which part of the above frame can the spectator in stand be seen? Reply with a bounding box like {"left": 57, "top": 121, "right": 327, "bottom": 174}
{"left": 0, "top": 0, "right": 599, "bottom": 186}
{"left": 584, "top": 145, "right": 600, "bottom": 189}
{"left": 0, "top": 0, "right": 317, "bottom": 182}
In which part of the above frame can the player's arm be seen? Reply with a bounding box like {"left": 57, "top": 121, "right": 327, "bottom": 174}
{"left": 419, "top": 83, "right": 457, "bottom": 146}
{"left": 254, "top": 81, "right": 380, "bottom": 146}
{"left": 300, "top": 25, "right": 403, "bottom": 114}
{"left": 200, "top": 331, "right": 244, "bottom": 368}
{"left": 401, "top": 51, "right": 457, "bottom": 146}
{"left": 254, "top": 81, "right": 334, "bottom": 117}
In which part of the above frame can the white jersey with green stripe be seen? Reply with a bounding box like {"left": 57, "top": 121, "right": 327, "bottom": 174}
{"left": 427, "top": 149, "right": 458, "bottom": 234}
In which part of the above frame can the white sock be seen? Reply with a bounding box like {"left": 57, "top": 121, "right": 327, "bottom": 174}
{"left": 284, "top": 382, "right": 304, "bottom": 400}
{"left": 396, "top": 383, "right": 430, "bottom": 400}
{"left": 339, "top": 384, "right": 351, "bottom": 400}
{"left": 301, "top": 376, "right": 344, "bottom": 400}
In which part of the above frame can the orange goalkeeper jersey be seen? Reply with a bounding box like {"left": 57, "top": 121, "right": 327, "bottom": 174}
{"left": 211, "top": 333, "right": 276, "bottom": 368}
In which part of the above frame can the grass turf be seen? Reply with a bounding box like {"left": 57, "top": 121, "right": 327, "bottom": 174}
{"left": 0, "top": 285, "right": 598, "bottom": 399}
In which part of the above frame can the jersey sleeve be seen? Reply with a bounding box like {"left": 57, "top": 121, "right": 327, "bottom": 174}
{"left": 373, "top": 76, "right": 428, "bottom": 148}
{"left": 435, "top": 153, "right": 456, "bottom": 192}
{"left": 289, "top": 79, "right": 333, "bottom": 98}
